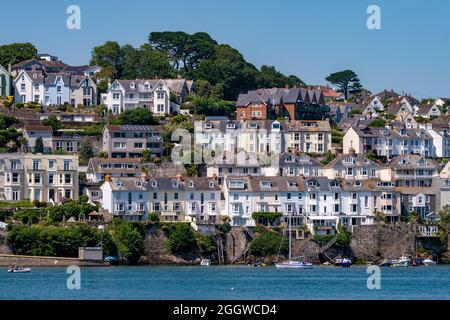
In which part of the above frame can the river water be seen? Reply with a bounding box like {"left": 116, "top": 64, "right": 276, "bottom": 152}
{"left": 0, "top": 265, "right": 449, "bottom": 300}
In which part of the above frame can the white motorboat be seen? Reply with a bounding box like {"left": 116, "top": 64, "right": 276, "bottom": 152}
{"left": 422, "top": 258, "right": 437, "bottom": 266}
{"left": 275, "top": 214, "right": 313, "bottom": 269}
{"left": 275, "top": 258, "right": 313, "bottom": 269}
{"left": 391, "top": 256, "right": 411, "bottom": 267}
{"left": 200, "top": 259, "right": 211, "bottom": 266}
{"left": 7, "top": 266, "right": 31, "bottom": 273}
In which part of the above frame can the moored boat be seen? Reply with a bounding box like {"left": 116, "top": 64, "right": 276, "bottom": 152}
{"left": 379, "top": 259, "right": 392, "bottom": 267}
{"left": 423, "top": 258, "right": 437, "bottom": 266}
{"left": 275, "top": 257, "right": 313, "bottom": 269}
{"left": 275, "top": 214, "right": 313, "bottom": 269}
{"left": 200, "top": 259, "right": 211, "bottom": 266}
{"left": 391, "top": 256, "right": 411, "bottom": 267}
{"left": 7, "top": 266, "right": 31, "bottom": 273}
{"left": 335, "top": 258, "right": 352, "bottom": 267}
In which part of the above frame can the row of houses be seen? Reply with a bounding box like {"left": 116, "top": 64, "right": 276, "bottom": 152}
{"left": 0, "top": 153, "right": 79, "bottom": 203}
{"left": 99, "top": 172, "right": 447, "bottom": 233}
{"left": 343, "top": 125, "right": 450, "bottom": 158}
{"left": 0, "top": 55, "right": 194, "bottom": 116}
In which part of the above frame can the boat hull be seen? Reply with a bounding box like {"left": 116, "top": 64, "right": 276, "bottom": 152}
{"left": 275, "top": 263, "right": 313, "bottom": 269}
{"left": 8, "top": 268, "right": 31, "bottom": 273}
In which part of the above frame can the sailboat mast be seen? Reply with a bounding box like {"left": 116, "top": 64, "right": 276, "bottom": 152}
{"left": 289, "top": 213, "right": 292, "bottom": 260}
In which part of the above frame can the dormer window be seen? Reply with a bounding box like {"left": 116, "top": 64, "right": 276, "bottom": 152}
{"left": 260, "top": 181, "right": 271, "bottom": 188}
{"left": 285, "top": 155, "right": 294, "bottom": 163}
{"left": 227, "top": 123, "right": 236, "bottom": 129}
{"left": 189, "top": 181, "right": 195, "bottom": 188}
{"left": 272, "top": 121, "right": 280, "bottom": 130}
{"left": 208, "top": 181, "right": 214, "bottom": 188}
{"left": 172, "top": 180, "right": 179, "bottom": 188}
{"left": 308, "top": 180, "right": 318, "bottom": 187}
{"left": 355, "top": 181, "right": 362, "bottom": 187}
{"left": 331, "top": 181, "right": 340, "bottom": 187}
{"left": 204, "top": 123, "right": 212, "bottom": 129}
{"left": 130, "top": 82, "right": 135, "bottom": 89}
{"left": 151, "top": 180, "right": 157, "bottom": 187}
{"left": 288, "top": 181, "right": 297, "bottom": 187}
{"left": 136, "top": 180, "right": 143, "bottom": 187}
{"left": 117, "top": 180, "right": 123, "bottom": 187}
{"left": 248, "top": 123, "right": 258, "bottom": 129}
{"left": 344, "top": 156, "right": 354, "bottom": 164}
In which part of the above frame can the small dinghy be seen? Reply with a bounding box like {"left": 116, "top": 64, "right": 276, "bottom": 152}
{"left": 200, "top": 259, "right": 211, "bottom": 266}
{"left": 8, "top": 266, "right": 31, "bottom": 273}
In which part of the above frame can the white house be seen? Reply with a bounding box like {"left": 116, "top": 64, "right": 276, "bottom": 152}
{"left": 102, "top": 79, "right": 181, "bottom": 115}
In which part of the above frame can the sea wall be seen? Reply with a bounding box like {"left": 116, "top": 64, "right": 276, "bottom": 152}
{"left": 0, "top": 254, "right": 109, "bottom": 267}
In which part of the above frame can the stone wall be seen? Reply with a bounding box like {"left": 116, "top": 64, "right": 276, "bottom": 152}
{"left": 0, "top": 254, "right": 109, "bottom": 267}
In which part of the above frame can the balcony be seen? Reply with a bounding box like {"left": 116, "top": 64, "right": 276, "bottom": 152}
{"left": 27, "top": 165, "right": 46, "bottom": 171}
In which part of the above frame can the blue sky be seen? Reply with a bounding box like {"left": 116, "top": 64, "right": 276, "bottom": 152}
{"left": 1, "top": 0, "right": 449, "bottom": 98}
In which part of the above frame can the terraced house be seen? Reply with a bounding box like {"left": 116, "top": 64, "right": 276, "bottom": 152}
{"left": 13, "top": 70, "right": 97, "bottom": 106}
{"left": 102, "top": 125, "right": 164, "bottom": 158}
{"left": 0, "top": 154, "right": 78, "bottom": 203}
{"left": 236, "top": 87, "right": 327, "bottom": 120}
{"left": 100, "top": 176, "right": 221, "bottom": 223}
{"left": 343, "top": 126, "right": 435, "bottom": 158}
{"left": 0, "top": 64, "right": 12, "bottom": 97}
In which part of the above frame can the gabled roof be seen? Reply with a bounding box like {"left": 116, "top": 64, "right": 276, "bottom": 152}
{"left": 104, "top": 124, "right": 163, "bottom": 133}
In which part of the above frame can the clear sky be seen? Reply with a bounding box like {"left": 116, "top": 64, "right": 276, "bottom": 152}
{"left": 1, "top": 0, "right": 449, "bottom": 99}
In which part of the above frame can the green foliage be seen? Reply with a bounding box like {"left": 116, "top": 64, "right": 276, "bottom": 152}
{"left": 331, "top": 128, "right": 343, "bottom": 144}
{"left": 256, "top": 65, "right": 304, "bottom": 88}
{"left": 0, "top": 113, "right": 17, "bottom": 130}
{"left": 110, "top": 219, "right": 144, "bottom": 264}
{"left": 165, "top": 222, "right": 196, "bottom": 253}
{"left": 79, "top": 140, "right": 94, "bottom": 164}
{"left": 350, "top": 109, "right": 362, "bottom": 117}
{"left": 325, "top": 70, "right": 362, "bottom": 100}
{"left": 251, "top": 212, "right": 282, "bottom": 225}
{"left": 0, "top": 43, "right": 37, "bottom": 67}
{"left": 0, "top": 127, "right": 22, "bottom": 152}
{"left": 47, "top": 201, "right": 97, "bottom": 222}
{"left": 148, "top": 212, "right": 160, "bottom": 222}
{"left": 15, "top": 209, "right": 41, "bottom": 225}
{"left": 368, "top": 118, "right": 386, "bottom": 127}
{"left": 185, "top": 95, "right": 235, "bottom": 116}
{"left": 335, "top": 223, "right": 352, "bottom": 247}
{"left": 42, "top": 115, "right": 61, "bottom": 133}
{"left": 313, "top": 234, "right": 336, "bottom": 243}
{"left": 194, "top": 232, "right": 216, "bottom": 253}
{"left": 249, "top": 230, "right": 288, "bottom": 257}
{"left": 122, "top": 44, "right": 174, "bottom": 79}
{"left": 112, "top": 108, "right": 158, "bottom": 125}
{"left": 34, "top": 136, "right": 44, "bottom": 153}
{"left": 7, "top": 224, "right": 105, "bottom": 257}
{"left": 217, "top": 223, "right": 231, "bottom": 234}
{"left": 320, "top": 150, "right": 336, "bottom": 165}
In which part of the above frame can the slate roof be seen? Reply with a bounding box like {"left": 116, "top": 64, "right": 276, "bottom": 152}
{"left": 104, "top": 125, "right": 163, "bottom": 133}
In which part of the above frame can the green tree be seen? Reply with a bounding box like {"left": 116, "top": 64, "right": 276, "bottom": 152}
{"left": 325, "top": 70, "right": 362, "bottom": 100}
{"left": 122, "top": 44, "right": 174, "bottom": 79}
{"left": 0, "top": 43, "right": 37, "bottom": 67}
{"left": 111, "top": 220, "right": 144, "bottom": 264}
{"left": 249, "top": 230, "right": 288, "bottom": 257}
{"left": 193, "top": 44, "right": 259, "bottom": 100}
{"left": 90, "top": 41, "right": 125, "bottom": 77}
{"left": 165, "top": 223, "right": 196, "bottom": 253}
{"left": 34, "top": 137, "right": 44, "bottom": 153}
{"left": 256, "top": 65, "right": 304, "bottom": 88}
{"left": 113, "top": 108, "right": 157, "bottom": 125}
{"left": 79, "top": 140, "right": 94, "bottom": 163}
{"left": 148, "top": 31, "right": 217, "bottom": 72}
{"left": 368, "top": 118, "right": 386, "bottom": 127}
{"left": 42, "top": 115, "right": 61, "bottom": 134}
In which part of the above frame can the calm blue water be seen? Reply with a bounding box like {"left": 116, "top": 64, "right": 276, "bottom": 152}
{"left": 0, "top": 265, "right": 449, "bottom": 300}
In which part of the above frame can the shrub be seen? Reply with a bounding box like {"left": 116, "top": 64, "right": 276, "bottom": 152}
{"left": 335, "top": 223, "right": 352, "bottom": 246}
{"left": 195, "top": 232, "right": 216, "bottom": 253}
{"left": 251, "top": 212, "right": 282, "bottom": 226}
{"left": 165, "top": 223, "right": 196, "bottom": 253}
{"left": 249, "top": 231, "right": 288, "bottom": 257}
{"left": 111, "top": 220, "right": 144, "bottom": 264}
{"left": 148, "top": 212, "right": 160, "bottom": 222}
{"left": 217, "top": 223, "right": 231, "bottom": 234}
